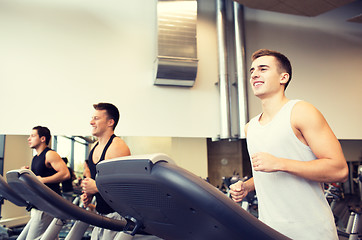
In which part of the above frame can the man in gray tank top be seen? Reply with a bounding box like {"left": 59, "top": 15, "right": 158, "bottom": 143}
{"left": 229, "top": 49, "right": 348, "bottom": 240}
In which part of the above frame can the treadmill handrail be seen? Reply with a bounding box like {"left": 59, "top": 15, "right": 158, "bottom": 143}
{"left": 101, "top": 153, "right": 175, "bottom": 165}
{"left": 6, "top": 169, "right": 125, "bottom": 231}
{"left": 0, "top": 174, "right": 28, "bottom": 207}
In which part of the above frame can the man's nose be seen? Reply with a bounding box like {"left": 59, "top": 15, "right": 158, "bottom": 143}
{"left": 251, "top": 70, "right": 259, "bottom": 79}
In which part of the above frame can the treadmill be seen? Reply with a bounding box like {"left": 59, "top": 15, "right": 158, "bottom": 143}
{"left": 95, "top": 153, "right": 290, "bottom": 240}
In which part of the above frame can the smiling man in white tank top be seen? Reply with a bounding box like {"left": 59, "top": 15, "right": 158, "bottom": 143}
{"left": 229, "top": 49, "right": 348, "bottom": 240}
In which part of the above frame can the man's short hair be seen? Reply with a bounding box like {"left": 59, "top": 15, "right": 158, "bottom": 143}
{"left": 33, "top": 126, "right": 51, "bottom": 145}
{"left": 93, "top": 103, "right": 120, "bottom": 130}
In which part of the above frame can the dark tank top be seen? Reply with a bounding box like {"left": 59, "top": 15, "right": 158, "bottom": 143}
{"left": 31, "top": 147, "right": 61, "bottom": 195}
{"left": 88, "top": 134, "right": 116, "bottom": 214}
{"left": 61, "top": 167, "right": 74, "bottom": 192}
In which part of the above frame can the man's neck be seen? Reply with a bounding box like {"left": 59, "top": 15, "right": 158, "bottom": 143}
{"left": 96, "top": 130, "right": 115, "bottom": 146}
{"left": 259, "top": 94, "right": 289, "bottom": 122}
{"left": 35, "top": 144, "right": 48, "bottom": 156}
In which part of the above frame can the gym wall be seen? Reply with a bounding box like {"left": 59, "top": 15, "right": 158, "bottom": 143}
{"left": 244, "top": 5, "right": 362, "bottom": 139}
{"left": 123, "top": 136, "right": 208, "bottom": 178}
{"left": 0, "top": 0, "right": 361, "bottom": 139}
{"left": 1, "top": 136, "right": 32, "bottom": 227}
{"left": 0, "top": 0, "right": 220, "bottom": 138}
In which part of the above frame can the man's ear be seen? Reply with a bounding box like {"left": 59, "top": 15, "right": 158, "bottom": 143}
{"left": 108, "top": 118, "right": 115, "bottom": 128}
{"left": 40, "top": 136, "right": 46, "bottom": 143}
{"left": 280, "top": 73, "right": 290, "bottom": 85}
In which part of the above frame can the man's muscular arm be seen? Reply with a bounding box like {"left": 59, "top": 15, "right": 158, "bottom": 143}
{"left": 38, "top": 151, "right": 70, "bottom": 184}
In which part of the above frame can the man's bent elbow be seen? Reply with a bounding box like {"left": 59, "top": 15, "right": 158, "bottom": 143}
{"left": 62, "top": 171, "right": 71, "bottom": 182}
{"left": 340, "top": 169, "right": 349, "bottom": 183}
{"left": 336, "top": 165, "right": 349, "bottom": 183}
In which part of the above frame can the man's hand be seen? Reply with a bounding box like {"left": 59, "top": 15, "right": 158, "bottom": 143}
{"left": 81, "top": 192, "right": 92, "bottom": 207}
{"left": 251, "top": 152, "right": 283, "bottom": 172}
{"left": 229, "top": 180, "right": 251, "bottom": 203}
{"left": 36, "top": 175, "right": 44, "bottom": 183}
{"left": 81, "top": 177, "right": 98, "bottom": 195}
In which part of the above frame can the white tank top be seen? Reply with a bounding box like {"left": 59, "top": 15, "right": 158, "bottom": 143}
{"left": 247, "top": 100, "right": 338, "bottom": 240}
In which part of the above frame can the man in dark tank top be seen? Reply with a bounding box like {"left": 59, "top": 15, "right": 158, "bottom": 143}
{"left": 19, "top": 126, "right": 70, "bottom": 240}
{"left": 81, "top": 103, "right": 131, "bottom": 240}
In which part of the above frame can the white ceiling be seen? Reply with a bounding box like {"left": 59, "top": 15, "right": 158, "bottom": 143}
{"left": 233, "top": 0, "right": 362, "bottom": 23}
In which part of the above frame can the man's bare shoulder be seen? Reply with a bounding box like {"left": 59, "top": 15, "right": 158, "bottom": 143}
{"left": 106, "top": 137, "right": 131, "bottom": 159}
{"left": 292, "top": 100, "right": 326, "bottom": 129}
{"left": 294, "top": 100, "right": 316, "bottom": 111}
{"left": 111, "top": 137, "right": 129, "bottom": 148}
{"left": 45, "top": 149, "right": 61, "bottom": 161}
{"left": 293, "top": 101, "right": 322, "bottom": 116}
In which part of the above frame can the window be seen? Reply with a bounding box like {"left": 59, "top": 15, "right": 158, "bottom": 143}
{"left": 73, "top": 137, "right": 88, "bottom": 175}
{"left": 54, "top": 136, "right": 72, "bottom": 160}
{"left": 53, "top": 136, "right": 89, "bottom": 178}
